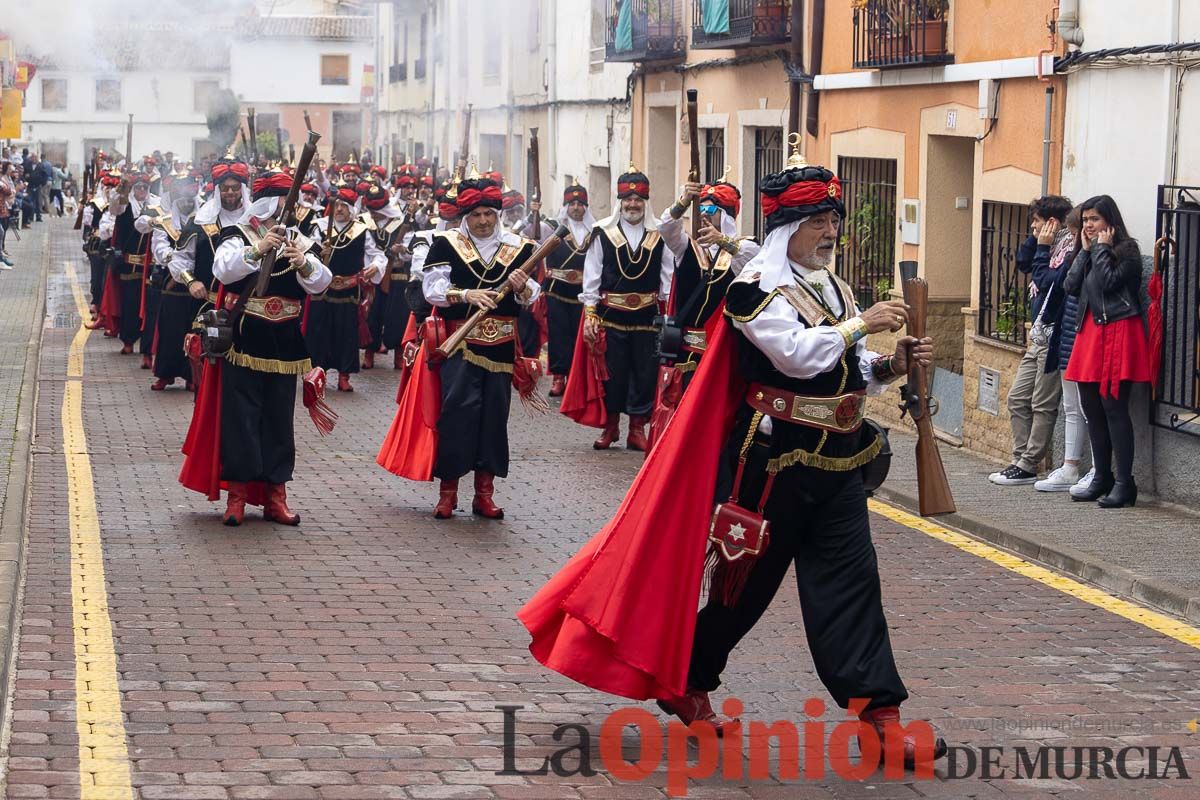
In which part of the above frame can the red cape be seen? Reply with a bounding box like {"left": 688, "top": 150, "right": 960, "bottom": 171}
{"left": 178, "top": 287, "right": 266, "bottom": 506}
{"left": 376, "top": 339, "right": 439, "bottom": 482}
{"left": 96, "top": 266, "right": 121, "bottom": 336}
{"left": 518, "top": 320, "right": 745, "bottom": 700}
{"left": 559, "top": 316, "right": 607, "bottom": 428}
{"left": 648, "top": 300, "right": 726, "bottom": 452}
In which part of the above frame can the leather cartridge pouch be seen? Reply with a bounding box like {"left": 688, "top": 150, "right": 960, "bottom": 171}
{"left": 199, "top": 307, "right": 234, "bottom": 359}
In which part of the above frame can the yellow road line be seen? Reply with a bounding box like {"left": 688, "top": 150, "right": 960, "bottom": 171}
{"left": 63, "top": 261, "right": 134, "bottom": 799}
{"left": 869, "top": 498, "right": 1200, "bottom": 650}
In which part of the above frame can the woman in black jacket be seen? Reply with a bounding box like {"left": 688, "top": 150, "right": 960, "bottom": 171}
{"left": 1063, "top": 196, "right": 1152, "bottom": 508}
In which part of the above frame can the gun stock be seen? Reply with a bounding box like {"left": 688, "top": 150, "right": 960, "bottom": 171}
{"left": 457, "top": 105, "right": 472, "bottom": 170}
{"left": 247, "top": 108, "right": 259, "bottom": 173}
{"left": 899, "top": 276, "right": 956, "bottom": 517}
{"left": 125, "top": 114, "right": 134, "bottom": 169}
{"left": 432, "top": 224, "right": 568, "bottom": 362}
{"left": 686, "top": 89, "right": 701, "bottom": 239}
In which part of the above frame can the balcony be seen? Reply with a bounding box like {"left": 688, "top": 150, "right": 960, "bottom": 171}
{"left": 605, "top": 0, "right": 686, "bottom": 63}
{"left": 388, "top": 63, "right": 407, "bottom": 83}
{"left": 692, "top": 0, "right": 791, "bottom": 49}
{"left": 852, "top": 0, "right": 953, "bottom": 70}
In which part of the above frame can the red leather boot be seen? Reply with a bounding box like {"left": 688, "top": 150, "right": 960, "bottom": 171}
{"left": 223, "top": 482, "right": 248, "bottom": 527}
{"left": 150, "top": 377, "right": 170, "bottom": 391}
{"left": 471, "top": 472, "right": 504, "bottom": 519}
{"left": 592, "top": 416, "right": 620, "bottom": 450}
{"left": 263, "top": 483, "right": 301, "bottom": 525}
{"left": 549, "top": 375, "right": 565, "bottom": 397}
{"left": 626, "top": 415, "right": 649, "bottom": 452}
{"left": 657, "top": 689, "right": 740, "bottom": 737}
{"left": 120, "top": 343, "right": 133, "bottom": 354}
{"left": 362, "top": 350, "right": 375, "bottom": 369}
{"left": 859, "top": 706, "right": 948, "bottom": 769}
{"left": 434, "top": 479, "right": 458, "bottom": 519}
{"left": 393, "top": 350, "right": 404, "bottom": 369}
{"left": 337, "top": 373, "right": 353, "bottom": 392}
{"left": 141, "top": 354, "right": 153, "bottom": 370}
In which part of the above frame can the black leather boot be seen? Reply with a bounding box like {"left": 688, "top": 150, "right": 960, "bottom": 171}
{"left": 1099, "top": 480, "right": 1138, "bottom": 509}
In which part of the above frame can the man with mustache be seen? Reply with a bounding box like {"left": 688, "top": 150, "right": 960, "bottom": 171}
{"left": 565, "top": 166, "right": 674, "bottom": 451}
{"left": 522, "top": 153, "right": 947, "bottom": 771}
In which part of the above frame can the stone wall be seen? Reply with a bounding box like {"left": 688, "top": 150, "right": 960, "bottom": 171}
{"left": 961, "top": 309, "right": 1026, "bottom": 464}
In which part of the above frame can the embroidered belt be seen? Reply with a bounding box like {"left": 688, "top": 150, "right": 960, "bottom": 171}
{"left": 390, "top": 269, "right": 409, "bottom": 280}
{"left": 224, "top": 293, "right": 303, "bottom": 322}
{"left": 550, "top": 268, "right": 584, "bottom": 283}
{"left": 452, "top": 315, "right": 517, "bottom": 347}
{"left": 119, "top": 272, "right": 143, "bottom": 281}
{"left": 601, "top": 291, "right": 657, "bottom": 312}
{"left": 746, "top": 384, "right": 866, "bottom": 434}
{"left": 329, "top": 274, "right": 361, "bottom": 291}
{"left": 124, "top": 254, "right": 147, "bottom": 266}
{"left": 682, "top": 327, "right": 707, "bottom": 354}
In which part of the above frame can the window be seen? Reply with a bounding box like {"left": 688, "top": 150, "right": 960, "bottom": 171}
{"left": 483, "top": 6, "right": 502, "bottom": 82}
{"left": 479, "top": 134, "right": 506, "bottom": 178}
{"left": 41, "top": 78, "right": 67, "bottom": 111}
{"left": 703, "top": 128, "right": 725, "bottom": 183}
{"left": 751, "top": 128, "right": 784, "bottom": 242}
{"left": 321, "top": 54, "right": 351, "bottom": 86}
{"left": 589, "top": 0, "right": 606, "bottom": 70}
{"left": 193, "top": 79, "right": 220, "bottom": 113}
{"left": 836, "top": 156, "right": 898, "bottom": 308}
{"left": 528, "top": 0, "right": 540, "bottom": 52}
{"left": 95, "top": 79, "right": 121, "bottom": 112}
{"left": 978, "top": 200, "right": 1033, "bottom": 346}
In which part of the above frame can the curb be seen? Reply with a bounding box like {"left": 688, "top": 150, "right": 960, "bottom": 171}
{"left": 0, "top": 225, "right": 50, "bottom": 723}
{"left": 874, "top": 483, "right": 1200, "bottom": 627}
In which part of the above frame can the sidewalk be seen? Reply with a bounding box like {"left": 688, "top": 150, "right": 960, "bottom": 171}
{"left": 0, "top": 220, "right": 50, "bottom": 717}
{"left": 878, "top": 425, "right": 1200, "bottom": 624}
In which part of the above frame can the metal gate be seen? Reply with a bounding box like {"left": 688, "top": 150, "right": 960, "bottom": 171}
{"left": 836, "top": 156, "right": 898, "bottom": 309}
{"left": 752, "top": 128, "right": 784, "bottom": 242}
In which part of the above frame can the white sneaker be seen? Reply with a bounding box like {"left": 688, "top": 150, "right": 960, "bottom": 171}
{"left": 0, "top": 263, "right": 12, "bottom": 271}
{"left": 1036, "top": 464, "right": 1080, "bottom": 492}
{"left": 1069, "top": 467, "right": 1097, "bottom": 498}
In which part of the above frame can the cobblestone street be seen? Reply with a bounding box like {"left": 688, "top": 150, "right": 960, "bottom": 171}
{"left": 4, "top": 221, "right": 1200, "bottom": 799}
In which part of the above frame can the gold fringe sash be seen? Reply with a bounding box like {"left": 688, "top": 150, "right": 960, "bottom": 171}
{"left": 766, "top": 434, "right": 883, "bottom": 474}
{"left": 225, "top": 349, "right": 313, "bottom": 376}
{"left": 461, "top": 349, "right": 514, "bottom": 374}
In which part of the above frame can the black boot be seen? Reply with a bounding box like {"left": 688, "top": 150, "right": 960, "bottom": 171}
{"left": 1098, "top": 480, "right": 1138, "bottom": 509}
{"left": 1070, "top": 472, "right": 1114, "bottom": 502}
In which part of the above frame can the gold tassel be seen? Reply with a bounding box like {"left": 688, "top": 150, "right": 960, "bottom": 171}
{"left": 225, "top": 350, "right": 313, "bottom": 376}
{"left": 767, "top": 435, "right": 884, "bottom": 474}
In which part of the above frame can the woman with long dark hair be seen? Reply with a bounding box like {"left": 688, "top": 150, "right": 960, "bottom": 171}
{"left": 1063, "top": 195, "right": 1152, "bottom": 508}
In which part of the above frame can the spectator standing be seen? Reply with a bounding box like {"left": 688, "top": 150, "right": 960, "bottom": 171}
{"left": 0, "top": 162, "right": 14, "bottom": 269}
{"left": 989, "top": 195, "right": 1073, "bottom": 486}
{"left": 50, "top": 163, "right": 67, "bottom": 216}
{"left": 40, "top": 157, "right": 55, "bottom": 214}
{"left": 1063, "top": 195, "right": 1152, "bottom": 508}
{"left": 1035, "top": 207, "right": 1093, "bottom": 492}
{"left": 24, "top": 155, "right": 45, "bottom": 223}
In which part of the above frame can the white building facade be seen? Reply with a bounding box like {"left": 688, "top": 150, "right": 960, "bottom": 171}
{"left": 1059, "top": 0, "right": 1200, "bottom": 506}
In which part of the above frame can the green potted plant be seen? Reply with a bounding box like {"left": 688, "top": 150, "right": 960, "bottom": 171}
{"left": 752, "top": 0, "right": 790, "bottom": 37}
{"left": 855, "top": 0, "right": 912, "bottom": 62}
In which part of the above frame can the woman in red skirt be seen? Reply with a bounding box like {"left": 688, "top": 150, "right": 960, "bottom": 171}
{"left": 1064, "top": 195, "right": 1152, "bottom": 508}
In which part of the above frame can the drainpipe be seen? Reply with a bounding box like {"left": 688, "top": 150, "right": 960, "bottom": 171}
{"left": 806, "top": 0, "right": 825, "bottom": 141}
{"left": 1058, "top": 0, "right": 1084, "bottom": 47}
{"left": 1038, "top": 2, "right": 1059, "bottom": 196}
{"left": 546, "top": 0, "right": 558, "bottom": 199}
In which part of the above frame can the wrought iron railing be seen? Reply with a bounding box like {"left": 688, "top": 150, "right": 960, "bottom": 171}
{"left": 692, "top": 0, "right": 791, "bottom": 48}
{"left": 978, "top": 200, "right": 1033, "bottom": 347}
{"left": 836, "top": 156, "right": 898, "bottom": 310}
{"left": 605, "top": 0, "right": 686, "bottom": 62}
{"left": 852, "top": 0, "right": 953, "bottom": 69}
{"left": 1153, "top": 185, "right": 1200, "bottom": 435}
{"left": 751, "top": 128, "right": 784, "bottom": 243}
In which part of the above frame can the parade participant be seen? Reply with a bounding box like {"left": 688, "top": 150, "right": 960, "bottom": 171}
{"left": 406, "top": 179, "right": 461, "bottom": 327}
{"left": 306, "top": 182, "right": 387, "bottom": 391}
{"left": 502, "top": 184, "right": 549, "bottom": 362}
{"left": 542, "top": 183, "right": 594, "bottom": 398}
{"left": 134, "top": 171, "right": 179, "bottom": 371}
{"left": 658, "top": 174, "right": 759, "bottom": 388}
{"left": 145, "top": 169, "right": 201, "bottom": 390}
{"left": 520, "top": 149, "right": 947, "bottom": 768}
{"left": 179, "top": 166, "right": 333, "bottom": 526}
{"left": 500, "top": 184, "right": 526, "bottom": 231}
{"left": 82, "top": 167, "right": 117, "bottom": 320}
{"left": 421, "top": 173, "right": 543, "bottom": 519}
{"left": 99, "top": 171, "right": 160, "bottom": 357}
{"left": 362, "top": 184, "right": 411, "bottom": 369}
{"left": 562, "top": 165, "right": 674, "bottom": 451}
